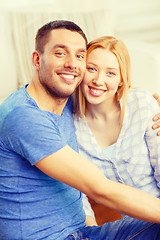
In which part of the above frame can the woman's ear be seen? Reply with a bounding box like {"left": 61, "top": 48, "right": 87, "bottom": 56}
{"left": 118, "top": 81, "right": 123, "bottom": 87}
{"left": 32, "top": 51, "right": 40, "bottom": 70}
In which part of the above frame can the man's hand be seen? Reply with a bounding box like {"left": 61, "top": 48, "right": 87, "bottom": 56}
{"left": 152, "top": 114, "right": 160, "bottom": 136}
{"left": 153, "top": 93, "right": 160, "bottom": 106}
{"left": 152, "top": 93, "right": 160, "bottom": 136}
{"left": 85, "top": 215, "right": 98, "bottom": 226}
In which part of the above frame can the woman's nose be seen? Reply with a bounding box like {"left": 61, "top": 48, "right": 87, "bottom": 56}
{"left": 93, "top": 72, "right": 104, "bottom": 85}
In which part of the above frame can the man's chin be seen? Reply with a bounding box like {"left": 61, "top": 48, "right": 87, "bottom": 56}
{"left": 55, "top": 90, "right": 75, "bottom": 99}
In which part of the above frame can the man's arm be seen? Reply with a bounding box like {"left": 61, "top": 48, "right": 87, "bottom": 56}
{"left": 82, "top": 194, "right": 98, "bottom": 226}
{"left": 35, "top": 145, "right": 160, "bottom": 223}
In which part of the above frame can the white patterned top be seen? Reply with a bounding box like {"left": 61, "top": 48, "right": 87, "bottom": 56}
{"left": 74, "top": 89, "right": 160, "bottom": 217}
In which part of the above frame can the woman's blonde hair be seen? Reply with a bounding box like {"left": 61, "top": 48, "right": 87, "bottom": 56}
{"left": 74, "top": 36, "right": 131, "bottom": 127}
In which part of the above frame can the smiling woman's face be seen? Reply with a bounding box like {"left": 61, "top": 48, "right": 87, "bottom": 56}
{"left": 81, "top": 47, "right": 121, "bottom": 105}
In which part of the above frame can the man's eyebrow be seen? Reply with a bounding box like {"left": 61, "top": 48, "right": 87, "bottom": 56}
{"left": 51, "top": 44, "right": 86, "bottom": 53}
{"left": 51, "top": 44, "right": 67, "bottom": 50}
{"left": 78, "top": 48, "right": 87, "bottom": 53}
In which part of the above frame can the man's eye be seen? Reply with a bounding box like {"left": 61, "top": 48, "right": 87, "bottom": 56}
{"left": 77, "top": 54, "right": 85, "bottom": 59}
{"left": 55, "top": 52, "right": 65, "bottom": 57}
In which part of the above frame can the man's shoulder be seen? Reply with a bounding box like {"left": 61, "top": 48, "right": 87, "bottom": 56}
{"left": 0, "top": 87, "right": 44, "bottom": 131}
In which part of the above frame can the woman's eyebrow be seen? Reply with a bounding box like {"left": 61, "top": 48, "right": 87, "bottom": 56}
{"left": 107, "top": 67, "right": 119, "bottom": 71}
{"left": 86, "top": 62, "right": 97, "bottom": 66}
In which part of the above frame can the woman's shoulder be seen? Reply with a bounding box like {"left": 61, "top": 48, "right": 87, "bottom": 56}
{"left": 128, "top": 88, "right": 152, "bottom": 98}
{"left": 127, "top": 88, "right": 158, "bottom": 110}
{"left": 127, "top": 88, "right": 155, "bottom": 103}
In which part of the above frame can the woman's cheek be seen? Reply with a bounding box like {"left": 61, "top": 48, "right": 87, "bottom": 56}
{"left": 83, "top": 69, "right": 94, "bottom": 83}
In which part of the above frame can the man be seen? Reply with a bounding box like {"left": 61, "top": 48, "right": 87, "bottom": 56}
{"left": 0, "top": 20, "right": 160, "bottom": 240}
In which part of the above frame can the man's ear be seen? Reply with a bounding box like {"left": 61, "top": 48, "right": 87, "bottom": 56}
{"left": 32, "top": 51, "right": 40, "bottom": 70}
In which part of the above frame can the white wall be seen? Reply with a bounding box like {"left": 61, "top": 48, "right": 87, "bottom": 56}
{"left": 0, "top": 0, "right": 160, "bottom": 102}
{"left": 0, "top": 12, "right": 17, "bottom": 99}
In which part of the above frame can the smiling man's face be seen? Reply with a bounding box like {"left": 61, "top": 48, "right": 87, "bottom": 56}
{"left": 38, "top": 28, "right": 87, "bottom": 99}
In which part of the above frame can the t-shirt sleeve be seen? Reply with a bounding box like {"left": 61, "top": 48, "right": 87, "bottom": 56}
{"left": 1, "top": 106, "right": 66, "bottom": 165}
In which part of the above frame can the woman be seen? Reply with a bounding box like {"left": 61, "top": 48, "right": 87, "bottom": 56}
{"left": 74, "top": 36, "right": 160, "bottom": 236}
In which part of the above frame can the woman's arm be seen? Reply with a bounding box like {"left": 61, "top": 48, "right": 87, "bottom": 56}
{"left": 35, "top": 145, "right": 160, "bottom": 223}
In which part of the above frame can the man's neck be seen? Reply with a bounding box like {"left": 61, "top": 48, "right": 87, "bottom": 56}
{"left": 26, "top": 82, "right": 68, "bottom": 116}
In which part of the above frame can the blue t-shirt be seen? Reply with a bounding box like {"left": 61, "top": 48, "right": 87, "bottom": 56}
{"left": 0, "top": 85, "right": 86, "bottom": 240}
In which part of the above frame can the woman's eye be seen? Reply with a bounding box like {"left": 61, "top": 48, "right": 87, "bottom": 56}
{"left": 87, "top": 67, "right": 96, "bottom": 72}
{"left": 107, "top": 71, "right": 115, "bottom": 76}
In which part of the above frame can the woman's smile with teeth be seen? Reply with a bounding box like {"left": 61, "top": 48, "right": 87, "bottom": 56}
{"left": 89, "top": 86, "right": 106, "bottom": 96}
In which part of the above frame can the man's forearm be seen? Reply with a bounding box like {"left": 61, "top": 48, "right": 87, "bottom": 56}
{"left": 35, "top": 146, "right": 160, "bottom": 224}
{"left": 89, "top": 178, "right": 160, "bottom": 223}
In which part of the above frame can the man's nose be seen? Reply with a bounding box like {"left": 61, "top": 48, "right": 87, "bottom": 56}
{"left": 64, "top": 55, "right": 77, "bottom": 70}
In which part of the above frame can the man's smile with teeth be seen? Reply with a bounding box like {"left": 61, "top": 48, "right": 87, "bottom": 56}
{"left": 59, "top": 73, "right": 75, "bottom": 80}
